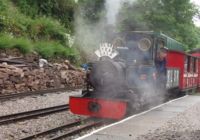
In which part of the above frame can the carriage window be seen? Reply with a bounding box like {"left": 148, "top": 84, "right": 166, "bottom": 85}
{"left": 193, "top": 58, "right": 197, "bottom": 73}
{"left": 187, "top": 56, "right": 191, "bottom": 72}
{"left": 190, "top": 57, "right": 194, "bottom": 73}
{"left": 184, "top": 56, "right": 188, "bottom": 72}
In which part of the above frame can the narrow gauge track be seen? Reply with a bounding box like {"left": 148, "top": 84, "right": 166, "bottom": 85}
{"left": 0, "top": 88, "right": 77, "bottom": 101}
{"left": 0, "top": 104, "right": 69, "bottom": 125}
{"left": 19, "top": 118, "right": 103, "bottom": 140}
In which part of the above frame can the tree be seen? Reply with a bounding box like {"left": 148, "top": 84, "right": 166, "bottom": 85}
{"left": 118, "top": 0, "right": 199, "bottom": 50}
{"left": 77, "top": 0, "right": 105, "bottom": 22}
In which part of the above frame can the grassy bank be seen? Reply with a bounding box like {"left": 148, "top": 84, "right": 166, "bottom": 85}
{"left": 0, "top": 0, "right": 78, "bottom": 63}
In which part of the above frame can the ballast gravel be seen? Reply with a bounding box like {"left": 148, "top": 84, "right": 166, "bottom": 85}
{"left": 0, "top": 90, "right": 84, "bottom": 140}
{"left": 0, "top": 111, "right": 83, "bottom": 140}
{"left": 0, "top": 90, "right": 81, "bottom": 116}
{"left": 136, "top": 101, "right": 200, "bottom": 140}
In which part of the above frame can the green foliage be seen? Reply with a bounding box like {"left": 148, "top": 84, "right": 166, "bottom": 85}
{"left": 1, "top": 0, "right": 199, "bottom": 62}
{"left": 34, "top": 41, "right": 55, "bottom": 58}
{"left": 0, "top": 1, "right": 33, "bottom": 36}
{"left": 13, "top": 0, "right": 77, "bottom": 30}
{"left": 50, "top": 0, "right": 76, "bottom": 29}
{"left": 0, "top": 33, "right": 78, "bottom": 60}
{"left": 0, "top": 0, "right": 7, "bottom": 12}
{"left": 78, "top": 0, "right": 105, "bottom": 22}
{"left": 118, "top": 0, "right": 200, "bottom": 50}
{"left": 0, "top": 0, "right": 70, "bottom": 45}
{"left": 0, "top": 34, "right": 32, "bottom": 54}
{"left": 34, "top": 41, "right": 78, "bottom": 62}
{"left": 0, "top": 0, "right": 13, "bottom": 32}
{"left": 118, "top": 2, "right": 148, "bottom": 31}
{"left": 29, "top": 17, "right": 66, "bottom": 42}
{"left": 0, "top": 34, "right": 12, "bottom": 49}
{"left": 12, "top": 37, "right": 33, "bottom": 54}
{"left": 0, "top": 0, "right": 79, "bottom": 63}
{"left": 13, "top": 0, "right": 39, "bottom": 18}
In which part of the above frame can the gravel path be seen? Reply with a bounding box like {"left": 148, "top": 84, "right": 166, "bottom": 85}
{"left": 0, "top": 90, "right": 81, "bottom": 116}
{"left": 136, "top": 101, "right": 200, "bottom": 140}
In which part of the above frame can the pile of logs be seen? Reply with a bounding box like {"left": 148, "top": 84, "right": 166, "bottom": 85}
{"left": 0, "top": 60, "right": 85, "bottom": 94}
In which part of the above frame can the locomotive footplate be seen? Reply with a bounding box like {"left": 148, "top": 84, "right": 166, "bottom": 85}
{"left": 69, "top": 96, "right": 127, "bottom": 120}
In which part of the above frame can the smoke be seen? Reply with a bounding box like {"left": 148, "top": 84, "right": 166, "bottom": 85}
{"left": 74, "top": 0, "right": 136, "bottom": 61}
{"left": 74, "top": 10, "right": 104, "bottom": 61}
{"left": 105, "top": 0, "right": 125, "bottom": 25}
{"left": 75, "top": 0, "right": 166, "bottom": 115}
{"left": 105, "top": 0, "right": 135, "bottom": 25}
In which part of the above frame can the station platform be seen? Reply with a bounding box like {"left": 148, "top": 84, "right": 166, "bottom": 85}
{"left": 77, "top": 95, "right": 200, "bottom": 140}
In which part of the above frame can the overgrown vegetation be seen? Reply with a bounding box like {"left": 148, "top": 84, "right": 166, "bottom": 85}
{"left": 0, "top": 33, "right": 78, "bottom": 62}
{"left": 0, "top": 0, "right": 78, "bottom": 63}
{"left": 0, "top": 34, "right": 32, "bottom": 54}
{"left": 12, "top": 0, "right": 76, "bottom": 31}
{"left": 34, "top": 41, "right": 78, "bottom": 60}
{"left": 0, "top": 0, "right": 200, "bottom": 63}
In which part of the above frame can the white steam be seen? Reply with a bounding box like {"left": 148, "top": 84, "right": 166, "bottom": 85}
{"left": 105, "top": 0, "right": 135, "bottom": 25}
{"left": 75, "top": 0, "right": 137, "bottom": 61}
{"left": 75, "top": 0, "right": 166, "bottom": 112}
{"left": 75, "top": 15, "right": 106, "bottom": 61}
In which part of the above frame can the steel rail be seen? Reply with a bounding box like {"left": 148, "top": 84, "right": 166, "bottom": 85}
{"left": 50, "top": 121, "right": 103, "bottom": 140}
{"left": 0, "top": 104, "right": 69, "bottom": 125}
{"left": 19, "top": 118, "right": 92, "bottom": 140}
{"left": 0, "top": 88, "right": 80, "bottom": 101}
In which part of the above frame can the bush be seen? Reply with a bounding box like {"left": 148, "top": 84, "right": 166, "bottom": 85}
{"left": 12, "top": 0, "right": 39, "bottom": 18}
{"left": 34, "top": 41, "right": 77, "bottom": 61}
{"left": 0, "top": 34, "right": 13, "bottom": 49}
{"left": 29, "top": 17, "right": 66, "bottom": 41}
{"left": 0, "top": 0, "right": 79, "bottom": 64}
{"left": 12, "top": 37, "right": 33, "bottom": 54}
{"left": 0, "top": 1, "right": 69, "bottom": 45}
{"left": 0, "top": 0, "right": 8, "bottom": 12}
{"left": 0, "top": 34, "right": 78, "bottom": 61}
{"left": 34, "top": 41, "right": 56, "bottom": 58}
{"left": 13, "top": 0, "right": 76, "bottom": 30}
{"left": 0, "top": 34, "right": 32, "bottom": 54}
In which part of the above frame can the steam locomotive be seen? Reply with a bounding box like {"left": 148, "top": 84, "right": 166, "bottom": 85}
{"left": 69, "top": 31, "right": 200, "bottom": 119}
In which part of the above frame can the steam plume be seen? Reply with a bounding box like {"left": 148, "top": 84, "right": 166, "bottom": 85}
{"left": 75, "top": 0, "right": 166, "bottom": 113}
{"left": 75, "top": 0, "right": 136, "bottom": 61}
{"left": 105, "top": 0, "right": 135, "bottom": 25}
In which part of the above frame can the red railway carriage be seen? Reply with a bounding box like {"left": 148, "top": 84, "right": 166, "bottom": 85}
{"left": 70, "top": 31, "right": 200, "bottom": 120}
{"left": 166, "top": 50, "right": 199, "bottom": 91}
{"left": 190, "top": 48, "right": 200, "bottom": 88}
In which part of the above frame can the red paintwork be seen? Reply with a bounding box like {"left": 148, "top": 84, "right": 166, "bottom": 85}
{"left": 198, "top": 59, "right": 200, "bottom": 87}
{"left": 166, "top": 50, "right": 185, "bottom": 89}
{"left": 191, "top": 52, "right": 200, "bottom": 88}
{"left": 69, "top": 96, "right": 127, "bottom": 120}
{"left": 166, "top": 50, "right": 200, "bottom": 90}
{"left": 192, "top": 53, "right": 200, "bottom": 57}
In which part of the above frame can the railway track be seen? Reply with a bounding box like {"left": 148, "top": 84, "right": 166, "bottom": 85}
{"left": 0, "top": 104, "right": 69, "bottom": 125}
{"left": 19, "top": 118, "right": 103, "bottom": 140}
{"left": 0, "top": 88, "right": 79, "bottom": 101}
